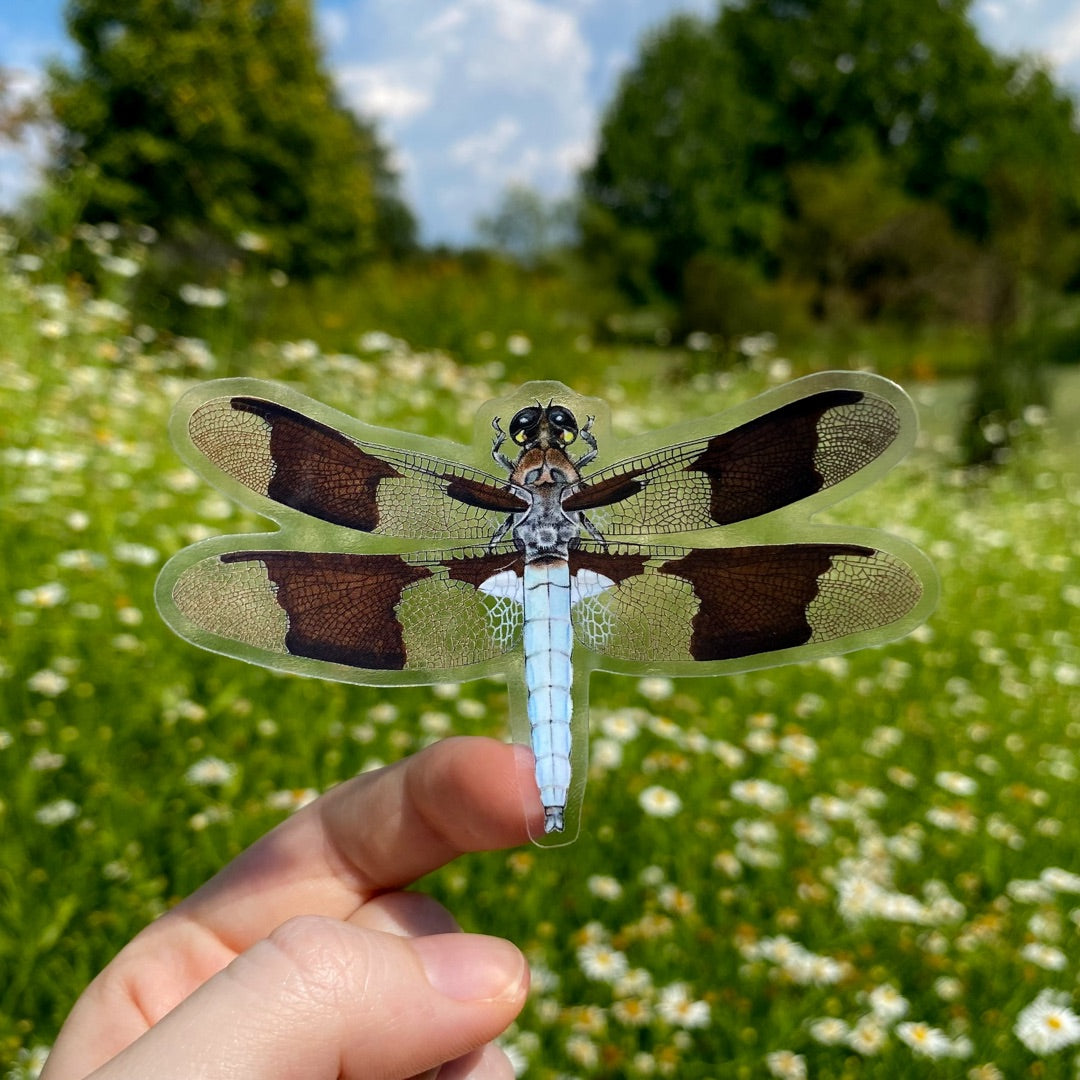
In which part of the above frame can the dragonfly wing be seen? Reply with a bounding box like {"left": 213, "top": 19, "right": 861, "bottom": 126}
{"left": 565, "top": 388, "right": 902, "bottom": 535}
{"left": 187, "top": 395, "right": 526, "bottom": 540}
{"left": 569, "top": 542, "right": 925, "bottom": 666}
{"left": 166, "top": 546, "right": 526, "bottom": 675}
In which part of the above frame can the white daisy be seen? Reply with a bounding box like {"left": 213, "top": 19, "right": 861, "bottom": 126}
{"left": 1015, "top": 989, "right": 1080, "bottom": 1054}
{"left": 638, "top": 785, "right": 682, "bottom": 818}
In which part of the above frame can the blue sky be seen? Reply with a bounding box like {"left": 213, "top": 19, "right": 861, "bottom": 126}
{"left": 2, "top": 0, "right": 1080, "bottom": 244}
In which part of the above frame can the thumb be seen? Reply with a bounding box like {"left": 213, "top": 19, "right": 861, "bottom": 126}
{"left": 87, "top": 916, "right": 529, "bottom": 1080}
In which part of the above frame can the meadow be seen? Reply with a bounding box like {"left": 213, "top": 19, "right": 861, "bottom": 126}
{"left": 1, "top": 225, "right": 1079, "bottom": 1080}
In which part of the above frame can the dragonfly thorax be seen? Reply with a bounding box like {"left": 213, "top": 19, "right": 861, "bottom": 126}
{"left": 510, "top": 448, "right": 583, "bottom": 559}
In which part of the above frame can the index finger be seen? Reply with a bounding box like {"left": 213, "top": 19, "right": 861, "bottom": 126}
{"left": 174, "top": 736, "right": 538, "bottom": 951}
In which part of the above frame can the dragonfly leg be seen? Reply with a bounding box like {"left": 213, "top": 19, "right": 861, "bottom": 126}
{"left": 580, "top": 513, "right": 607, "bottom": 546}
{"left": 575, "top": 415, "right": 598, "bottom": 468}
{"left": 491, "top": 416, "right": 515, "bottom": 471}
{"left": 488, "top": 513, "right": 515, "bottom": 550}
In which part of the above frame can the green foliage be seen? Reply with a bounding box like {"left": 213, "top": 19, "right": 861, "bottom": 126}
{"left": 583, "top": 15, "right": 780, "bottom": 299}
{"left": 581, "top": 0, "right": 1080, "bottom": 333}
{"left": 46, "top": 0, "right": 415, "bottom": 276}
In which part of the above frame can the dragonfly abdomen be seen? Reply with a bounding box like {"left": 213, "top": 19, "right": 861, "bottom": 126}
{"left": 522, "top": 559, "right": 573, "bottom": 833}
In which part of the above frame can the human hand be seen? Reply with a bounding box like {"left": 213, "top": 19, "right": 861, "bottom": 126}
{"left": 42, "top": 736, "right": 538, "bottom": 1080}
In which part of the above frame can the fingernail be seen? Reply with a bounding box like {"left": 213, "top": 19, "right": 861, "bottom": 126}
{"left": 414, "top": 934, "right": 527, "bottom": 1002}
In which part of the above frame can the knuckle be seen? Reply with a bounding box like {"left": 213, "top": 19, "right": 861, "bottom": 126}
{"left": 264, "top": 916, "right": 373, "bottom": 1009}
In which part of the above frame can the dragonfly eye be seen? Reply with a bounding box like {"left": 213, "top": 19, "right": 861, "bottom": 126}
{"left": 547, "top": 406, "right": 579, "bottom": 443}
{"left": 509, "top": 406, "right": 542, "bottom": 445}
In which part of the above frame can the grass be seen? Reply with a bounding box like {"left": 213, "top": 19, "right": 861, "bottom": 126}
{"left": 1, "top": 235, "right": 1079, "bottom": 1079}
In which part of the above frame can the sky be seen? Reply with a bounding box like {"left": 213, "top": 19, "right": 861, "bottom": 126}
{"left": 2, "top": 0, "right": 1080, "bottom": 245}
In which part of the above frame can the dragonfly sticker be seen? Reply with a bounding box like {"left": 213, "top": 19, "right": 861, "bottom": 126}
{"left": 156, "top": 373, "right": 936, "bottom": 845}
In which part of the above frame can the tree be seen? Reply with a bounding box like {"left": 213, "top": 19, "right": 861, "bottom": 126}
{"left": 46, "top": 0, "right": 415, "bottom": 275}
{"left": 475, "top": 184, "right": 575, "bottom": 267}
{"left": 581, "top": 0, "right": 1080, "bottom": 311}
{"left": 582, "top": 15, "right": 781, "bottom": 300}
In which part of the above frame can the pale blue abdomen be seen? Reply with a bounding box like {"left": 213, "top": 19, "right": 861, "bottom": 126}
{"left": 522, "top": 559, "right": 573, "bottom": 833}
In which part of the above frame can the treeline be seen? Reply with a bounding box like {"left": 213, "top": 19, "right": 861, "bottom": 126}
{"left": 8, "top": 0, "right": 1080, "bottom": 369}
{"left": 581, "top": 0, "right": 1080, "bottom": 344}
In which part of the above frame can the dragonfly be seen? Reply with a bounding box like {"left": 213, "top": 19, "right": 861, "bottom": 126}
{"left": 156, "top": 373, "right": 935, "bottom": 843}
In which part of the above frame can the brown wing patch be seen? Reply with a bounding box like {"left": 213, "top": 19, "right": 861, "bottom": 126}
{"left": 222, "top": 550, "right": 431, "bottom": 668}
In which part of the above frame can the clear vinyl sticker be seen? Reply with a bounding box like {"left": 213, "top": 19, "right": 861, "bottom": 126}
{"left": 156, "top": 372, "right": 937, "bottom": 846}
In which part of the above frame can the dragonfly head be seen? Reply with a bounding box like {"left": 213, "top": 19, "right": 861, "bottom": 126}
{"left": 509, "top": 401, "right": 579, "bottom": 451}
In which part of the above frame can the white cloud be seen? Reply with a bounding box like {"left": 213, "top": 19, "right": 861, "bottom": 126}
{"left": 337, "top": 64, "right": 433, "bottom": 122}
{"left": 450, "top": 116, "right": 522, "bottom": 170}
{"left": 328, "top": 0, "right": 594, "bottom": 241}
{"left": 1046, "top": 9, "right": 1080, "bottom": 68}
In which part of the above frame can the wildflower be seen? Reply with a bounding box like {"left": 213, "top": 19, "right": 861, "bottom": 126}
{"left": 30, "top": 750, "right": 65, "bottom": 772}
{"left": 1015, "top": 990, "right": 1080, "bottom": 1054}
{"left": 934, "top": 976, "right": 964, "bottom": 1001}
{"left": 100, "top": 254, "right": 140, "bottom": 277}
{"left": 808, "top": 1017, "right": 849, "bottom": 1045}
{"left": 57, "top": 550, "right": 104, "bottom": 571}
{"left": 779, "top": 732, "right": 818, "bottom": 761}
{"left": 615, "top": 968, "right": 653, "bottom": 996}
{"left": 926, "top": 805, "right": 978, "bottom": 833}
{"left": 591, "top": 737, "right": 623, "bottom": 770}
{"left": 897, "top": 1021, "right": 954, "bottom": 1058}
{"left": 265, "top": 789, "right": 318, "bottom": 812}
{"left": 178, "top": 283, "right": 227, "bottom": 308}
{"left": 1041, "top": 867, "right": 1080, "bottom": 893}
{"left": 868, "top": 983, "right": 909, "bottom": 1021}
{"left": 5, "top": 1044, "right": 50, "bottom": 1078}
{"left": 657, "top": 982, "right": 710, "bottom": 1028}
{"left": 456, "top": 698, "right": 485, "bottom": 719}
{"left": 712, "top": 850, "right": 742, "bottom": 877}
{"left": 612, "top": 997, "right": 653, "bottom": 1026}
{"left": 35, "top": 798, "right": 80, "bottom": 826}
{"left": 113, "top": 542, "right": 160, "bottom": 566}
{"left": 730, "top": 778, "right": 788, "bottom": 812}
{"left": 936, "top": 770, "right": 978, "bottom": 795}
{"left": 586, "top": 875, "right": 622, "bottom": 901}
{"left": 358, "top": 330, "right": 400, "bottom": 352}
{"left": 190, "top": 805, "right": 232, "bottom": 830}
{"left": 712, "top": 739, "right": 745, "bottom": 767}
{"left": 967, "top": 1066, "right": 1003, "bottom": 1080}
{"left": 599, "top": 708, "right": 643, "bottom": 741}
{"left": 499, "top": 1038, "right": 529, "bottom": 1077}
{"left": 658, "top": 884, "right": 695, "bottom": 916}
{"left": 1020, "top": 942, "right": 1067, "bottom": 970}
{"left": 577, "top": 942, "right": 629, "bottom": 982}
{"left": 564, "top": 1034, "right": 598, "bottom": 1067}
{"left": 27, "top": 669, "right": 69, "bottom": 696}
{"left": 16, "top": 582, "right": 68, "bottom": 607}
{"left": 184, "top": 756, "right": 237, "bottom": 787}
{"left": 848, "top": 1016, "right": 888, "bottom": 1055}
{"left": 639, "top": 785, "right": 681, "bottom": 818}
{"left": 419, "top": 710, "right": 451, "bottom": 735}
{"left": 639, "top": 864, "right": 665, "bottom": 886}
{"left": 765, "top": 1050, "right": 806, "bottom": 1079}
{"left": 369, "top": 701, "right": 398, "bottom": 724}
{"left": 637, "top": 676, "right": 673, "bottom": 701}
{"left": 236, "top": 230, "right": 269, "bottom": 252}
